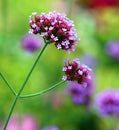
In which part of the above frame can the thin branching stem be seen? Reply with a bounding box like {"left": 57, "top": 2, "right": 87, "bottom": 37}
{"left": 0, "top": 72, "right": 17, "bottom": 96}
{"left": 3, "top": 43, "right": 48, "bottom": 130}
{"left": 20, "top": 80, "right": 66, "bottom": 98}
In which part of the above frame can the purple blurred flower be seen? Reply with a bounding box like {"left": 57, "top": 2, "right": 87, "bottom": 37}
{"left": 116, "top": 126, "right": 119, "bottom": 130}
{"left": 0, "top": 114, "right": 38, "bottom": 130}
{"left": 29, "top": 11, "right": 79, "bottom": 53}
{"left": 67, "top": 75, "right": 94, "bottom": 105}
{"left": 80, "top": 54, "right": 97, "bottom": 69}
{"left": 21, "top": 34, "right": 43, "bottom": 53}
{"left": 42, "top": 126, "right": 59, "bottom": 130}
{"left": 62, "top": 58, "right": 92, "bottom": 84}
{"left": 96, "top": 89, "right": 119, "bottom": 117}
{"left": 105, "top": 40, "right": 119, "bottom": 60}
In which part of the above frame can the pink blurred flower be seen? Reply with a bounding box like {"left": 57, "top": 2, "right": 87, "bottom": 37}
{"left": 0, "top": 114, "right": 39, "bottom": 130}
{"left": 4, "top": 116, "right": 19, "bottom": 130}
{"left": 21, "top": 115, "right": 38, "bottom": 130}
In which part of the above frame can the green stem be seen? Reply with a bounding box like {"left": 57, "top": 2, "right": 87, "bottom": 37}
{"left": 0, "top": 72, "right": 16, "bottom": 96}
{"left": 3, "top": 43, "right": 48, "bottom": 130}
{"left": 20, "top": 80, "right": 66, "bottom": 98}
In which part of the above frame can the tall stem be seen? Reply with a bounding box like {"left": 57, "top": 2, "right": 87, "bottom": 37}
{"left": 3, "top": 43, "right": 47, "bottom": 130}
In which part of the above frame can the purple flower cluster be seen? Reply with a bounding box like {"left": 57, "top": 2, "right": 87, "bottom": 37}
{"left": 21, "top": 34, "right": 43, "bottom": 53}
{"left": 105, "top": 40, "right": 119, "bottom": 60}
{"left": 62, "top": 58, "right": 92, "bottom": 84}
{"left": 67, "top": 77, "right": 94, "bottom": 105}
{"left": 96, "top": 89, "right": 119, "bottom": 116}
{"left": 29, "top": 11, "right": 78, "bottom": 53}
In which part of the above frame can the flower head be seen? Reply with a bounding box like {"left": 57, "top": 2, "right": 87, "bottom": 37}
{"left": 67, "top": 77, "right": 94, "bottom": 105}
{"left": 21, "top": 34, "right": 43, "bottom": 53}
{"left": 105, "top": 40, "right": 119, "bottom": 60}
{"left": 62, "top": 58, "right": 92, "bottom": 84}
{"left": 96, "top": 89, "right": 119, "bottom": 116}
{"left": 29, "top": 11, "right": 78, "bottom": 53}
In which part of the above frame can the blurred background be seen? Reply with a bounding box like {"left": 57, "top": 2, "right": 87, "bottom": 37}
{"left": 0, "top": 0, "right": 119, "bottom": 130}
